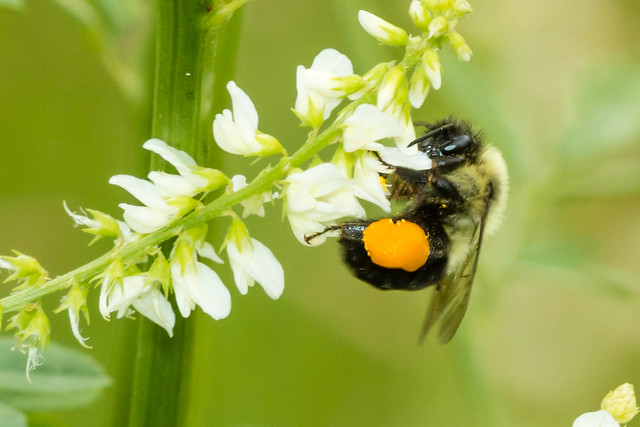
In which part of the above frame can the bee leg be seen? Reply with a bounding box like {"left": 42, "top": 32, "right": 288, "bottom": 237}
{"left": 429, "top": 174, "right": 461, "bottom": 200}
{"left": 304, "top": 225, "right": 342, "bottom": 244}
{"left": 431, "top": 155, "right": 465, "bottom": 171}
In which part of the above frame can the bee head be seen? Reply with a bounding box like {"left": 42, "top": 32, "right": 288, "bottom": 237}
{"left": 409, "top": 119, "right": 481, "bottom": 169}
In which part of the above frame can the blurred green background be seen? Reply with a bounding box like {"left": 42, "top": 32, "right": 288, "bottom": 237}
{"left": 1, "top": 0, "right": 640, "bottom": 425}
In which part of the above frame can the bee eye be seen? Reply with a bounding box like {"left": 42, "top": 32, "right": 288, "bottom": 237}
{"left": 442, "top": 134, "right": 472, "bottom": 155}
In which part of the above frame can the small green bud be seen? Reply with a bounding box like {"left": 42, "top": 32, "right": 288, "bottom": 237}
{"left": 448, "top": 31, "right": 473, "bottom": 61}
{"left": 422, "top": 48, "right": 442, "bottom": 90}
{"left": 427, "top": 15, "right": 449, "bottom": 39}
{"left": 146, "top": 253, "right": 172, "bottom": 297}
{"left": 601, "top": 383, "right": 639, "bottom": 424}
{"left": 377, "top": 65, "right": 408, "bottom": 112}
{"left": 409, "top": 0, "right": 431, "bottom": 31}
{"left": 1, "top": 251, "right": 48, "bottom": 290}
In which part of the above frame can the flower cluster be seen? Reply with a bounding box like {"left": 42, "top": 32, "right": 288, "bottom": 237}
{"left": 0, "top": 0, "right": 475, "bottom": 374}
{"left": 574, "top": 383, "right": 639, "bottom": 427}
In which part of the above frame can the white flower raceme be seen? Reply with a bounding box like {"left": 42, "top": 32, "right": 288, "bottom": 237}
{"left": 231, "top": 174, "right": 275, "bottom": 218}
{"left": 285, "top": 163, "right": 365, "bottom": 245}
{"left": 225, "top": 218, "right": 284, "bottom": 299}
{"left": 213, "top": 82, "right": 282, "bottom": 157}
{"left": 342, "top": 104, "right": 405, "bottom": 152}
{"left": 294, "top": 49, "right": 357, "bottom": 128}
{"left": 101, "top": 275, "right": 175, "bottom": 337}
{"left": 170, "top": 227, "right": 231, "bottom": 320}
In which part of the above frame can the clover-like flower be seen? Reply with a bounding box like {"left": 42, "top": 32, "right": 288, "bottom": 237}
{"left": 231, "top": 174, "right": 275, "bottom": 218}
{"left": 573, "top": 383, "right": 639, "bottom": 427}
{"left": 225, "top": 218, "right": 284, "bottom": 299}
{"left": 285, "top": 163, "right": 365, "bottom": 245}
{"left": 170, "top": 227, "right": 231, "bottom": 320}
{"left": 342, "top": 104, "right": 404, "bottom": 152}
{"left": 102, "top": 275, "right": 176, "bottom": 337}
{"left": 110, "top": 174, "right": 196, "bottom": 234}
{"left": 213, "top": 82, "right": 282, "bottom": 157}
{"left": 294, "top": 49, "right": 358, "bottom": 128}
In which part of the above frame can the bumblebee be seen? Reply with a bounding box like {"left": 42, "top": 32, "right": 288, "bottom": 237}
{"left": 306, "top": 119, "right": 508, "bottom": 343}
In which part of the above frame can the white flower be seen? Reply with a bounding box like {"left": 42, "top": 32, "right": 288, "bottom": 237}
{"left": 110, "top": 175, "right": 178, "bottom": 233}
{"left": 101, "top": 275, "right": 176, "bottom": 337}
{"left": 231, "top": 174, "right": 275, "bottom": 217}
{"left": 377, "top": 146, "right": 432, "bottom": 170}
{"left": 294, "top": 49, "right": 355, "bottom": 128}
{"left": 358, "top": 10, "right": 409, "bottom": 46}
{"left": 226, "top": 221, "right": 284, "bottom": 299}
{"left": 170, "top": 229, "right": 231, "bottom": 320}
{"left": 408, "top": 62, "right": 430, "bottom": 109}
{"left": 352, "top": 151, "right": 392, "bottom": 212}
{"left": 109, "top": 174, "right": 197, "bottom": 234}
{"left": 213, "top": 82, "right": 282, "bottom": 156}
{"left": 171, "top": 261, "right": 231, "bottom": 320}
{"left": 573, "top": 410, "right": 619, "bottom": 427}
{"left": 286, "top": 163, "right": 365, "bottom": 245}
{"left": 144, "top": 139, "right": 229, "bottom": 196}
{"left": 342, "top": 104, "right": 404, "bottom": 152}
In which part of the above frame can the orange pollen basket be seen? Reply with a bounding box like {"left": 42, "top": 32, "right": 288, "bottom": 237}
{"left": 361, "top": 218, "right": 430, "bottom": 272}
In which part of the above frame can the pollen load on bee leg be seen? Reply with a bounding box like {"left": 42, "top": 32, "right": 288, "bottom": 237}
{"left": 361, "top": 218, "right": 430, "bottom": 272}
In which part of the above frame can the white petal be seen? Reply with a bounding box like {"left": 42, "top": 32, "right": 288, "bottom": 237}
{"left": 118, "top": 203, "right": 172, "bottom": 234}
{"left": 311, "top": 48, "right": 353, "bottom": 76}
{"left": 68, "top": 307, "right": 91, "bottom": 349}
{"left": 105, "top": 275, "right": 146, "bottom": 313}
{"left": 143, "top": 138, "right": 197, "bottom": 174}
{"left": 99, "top": 277, "right": 110, "bottom": 319}
{"left": 171, "top": 263, "right": 196, "bottom": 318}
{"left": 197, "top": 241, "right": 224, "bottom": 264}
{"left": 213, "top": 109, "right": 248, "bottom": 155}
{"left": 148, "top": 171, "right": 198, "bottom": 197}
{"left": 227, "top": 81, "right": 259, "bottom": 140}
{"left": 573, "top": 410, "right": 619, "bottom": 427}
{"left": 227, "top": 241, "right": 253, "bottom": 295}
{"left": 353, "top": 152, "right": 391, "bottom": 212}
{"left": 245, "top": 238, "right": 284, "bottom": 299}
{"left": 342, "top": 104, "right": 404, "bottom": 152}
{"left": 377, "top": 146, "right": 432, "bottom": 170}
{"left": 132, "top": 289, "right": 176, "bottom": 337}
{"left": 173, "top": 261, "right": 231, "bottom": 320}
{"left": 109, "top": 175, "right": 169, "bottom": 210}
{"left": 231, "top": 174, "right": 248, "bottom": 192}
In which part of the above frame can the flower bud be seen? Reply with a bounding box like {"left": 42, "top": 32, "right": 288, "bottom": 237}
{"left": 422, "top": 48, "right": 442, "bottom": 90}
{"left": 427, "top": 15, "right": 448, "bottom": 39}
{"left": 358, "top": 10, "right": 409, "bottom": 46}
{"left": 448, "top": 31, "right": 473, "bottom": 61}
{"left": 409, "top": 0, "right": 431, "bottom": 31}
{"left": 601, "top": 383, "right": 639, "bottom": 424}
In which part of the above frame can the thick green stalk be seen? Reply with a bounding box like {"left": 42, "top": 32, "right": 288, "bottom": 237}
{"left": 128, "top": 1, "right": 228, "bottom": 425}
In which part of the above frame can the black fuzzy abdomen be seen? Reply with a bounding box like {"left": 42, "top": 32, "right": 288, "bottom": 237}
{"left": 338, "top": 217, "right": 449, "bottom": 291}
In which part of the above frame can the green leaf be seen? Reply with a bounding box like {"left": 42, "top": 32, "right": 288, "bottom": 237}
{"left": 0, "top": 402, "right": 27, "bottom": 427}
{"left": 0, "top": 0, "right": 24, "bottom": 11}
{"left": 0, "top": 338, "right": 111, "bottom": 412}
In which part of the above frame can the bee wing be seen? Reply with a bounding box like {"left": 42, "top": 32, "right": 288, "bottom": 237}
{"left": 419, "top": 211, "right": 487, "bottom": 344}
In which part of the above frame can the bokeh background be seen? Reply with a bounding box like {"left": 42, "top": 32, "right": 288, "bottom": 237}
{"left": 1, "top": 0, "right": 640, "bottom": 425}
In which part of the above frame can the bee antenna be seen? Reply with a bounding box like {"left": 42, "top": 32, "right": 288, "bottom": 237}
{"left": 408, "top": 122, "right": 456, "bottom": 147}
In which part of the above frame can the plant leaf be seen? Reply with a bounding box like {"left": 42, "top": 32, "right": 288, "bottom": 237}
{"left": 0, "top": 338, "right": 111, "bottom": 411}
{"left": 0, "top": 402, "right": 27, "bottom": 427}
